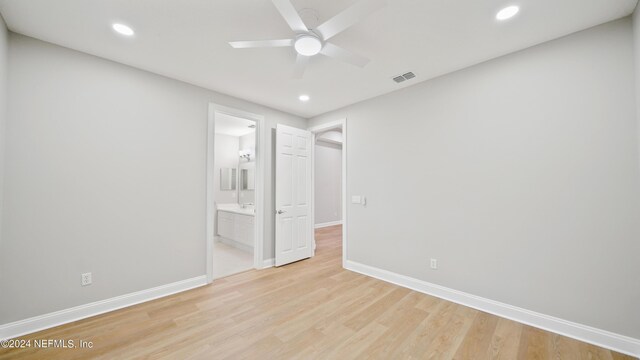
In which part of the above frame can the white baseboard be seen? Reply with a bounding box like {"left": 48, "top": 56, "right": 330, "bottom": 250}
{"left": 314, "top": 221, "right": 342, "bottom": 229}
{"left": 345, "top": 260, "right": 640, "bottom": 357}
{"left": 0, "top": 275, "right": 207, "bottom": 341}
{"left": 261, "top": 258, "right": 275, "bottom": 268}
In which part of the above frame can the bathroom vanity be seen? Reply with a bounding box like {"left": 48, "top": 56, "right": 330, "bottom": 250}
{"left": 216, "top": 204, "right": 254, "bottom": 251}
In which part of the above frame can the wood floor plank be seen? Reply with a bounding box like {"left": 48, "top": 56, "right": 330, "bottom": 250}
{"left": 361, "top": 307, "right": 429, "bottom": 359}
{"left": 324, "top": 321, "right": 389, "bottom": 359}
{"left": 453, "top": 311, "right": 499, "bottom": 359}
{"left": 519, "top": 326, "right": 552, "bottom": 360}
{"left": 398, "top": 300, "right": 460, "bottom": 357}
{"left": 423, "top": 305, "right": 478, "bottom": 359}
{"left": 0, "top": 225, "right": 635, "bottom": 359}
{"left": 488, "top": 318, "right": 523, "bottom": 359}
{"left": 550, "top": 333, "right": 581, "bottom": 360}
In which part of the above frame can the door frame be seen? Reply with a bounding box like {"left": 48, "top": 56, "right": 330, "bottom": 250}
{"left": 309, "top": 118, "right": 347, "bottom": 267}
{"left": 206, "top": 103, "right": 266, "bottom": 283}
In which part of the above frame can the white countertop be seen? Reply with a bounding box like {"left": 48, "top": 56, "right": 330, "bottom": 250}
{"left": 217, "top": 204, "right": 255, "bottom": 216}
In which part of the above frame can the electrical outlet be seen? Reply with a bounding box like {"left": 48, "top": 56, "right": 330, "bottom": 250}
{"left": 81, "top": 272, "right": 92, "bottom": 286}
{"left": 430, "top": 259, "right": 437, "bottom": 270}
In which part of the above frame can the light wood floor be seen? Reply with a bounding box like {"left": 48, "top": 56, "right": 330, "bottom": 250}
{"left": 1, "top": 225, "right": 635, "bottom": 359}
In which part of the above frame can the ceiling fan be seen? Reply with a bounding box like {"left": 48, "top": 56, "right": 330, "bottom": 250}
{"left": 228, "top": 0, "right": 386, "bottom": 78}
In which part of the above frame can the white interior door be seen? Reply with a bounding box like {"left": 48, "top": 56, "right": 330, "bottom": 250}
{"left": 275, "top": 124, "right": 313, "bottom": 266}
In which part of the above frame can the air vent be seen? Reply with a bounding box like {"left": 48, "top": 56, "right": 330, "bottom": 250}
{"left": 391, "top": 71, "right": 416, "bottom": 84}
{"left": 402, "top": 72, "right": 416, "bottom": 80}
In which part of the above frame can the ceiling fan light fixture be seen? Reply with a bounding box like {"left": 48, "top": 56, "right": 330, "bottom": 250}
{"left": 294, "top": 35, "right": 322, "bottom": 56}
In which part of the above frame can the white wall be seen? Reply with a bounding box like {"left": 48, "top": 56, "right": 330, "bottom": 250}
{"left": 0, "top": 15, "right": 7, "bottom": 261}
{"left": 238, "top": 132, "right": 255, "bottom": 204}
{"left": 310, "top": 18, "right": 640, "bottom": 339}
{"left": 314, "top": 141, "right": 342, "bottom": 225}
{"left": 635, "top": 6, "right": 640, "bottom": 160}
{"left": 239, "top": 131, "right": 255, "bottom": 151}
{"left": 214, "top": 134, "right": 239, "bottom": 204}
{"left": 0, "top": 34, "right": 306, "bottom": 324}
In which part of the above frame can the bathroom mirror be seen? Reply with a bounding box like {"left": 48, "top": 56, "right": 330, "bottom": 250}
{"left": 240, "top": 168, "right": 255, "bottom": 190}
{"left": 220, "top": 168, "right": 236, "bottom": 190}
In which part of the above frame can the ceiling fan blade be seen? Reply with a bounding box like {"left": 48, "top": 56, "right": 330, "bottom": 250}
{"left": 315, "top": 0, "right": 386, "bottom": 41}
{"left": 320, "top": 43, "right": 370, "bottom": 68}
{"left": 229, "top": 39, "right": 293, "bottom": 48}
{"left": 271, "top": 0, "right": 308, "bottom": 33}
{"left": 292, "top": 54, "right": 309, "bottom": 79}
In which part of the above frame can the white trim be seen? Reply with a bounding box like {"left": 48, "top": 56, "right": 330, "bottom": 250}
{"left": 342, "top": 120, "right": 347, "bottom": 267}
{"left": 308, "top": 120, "right": 344, "bottom": 133}
{"left": 345, "top": 260, "right": 640, "bottom": 357}
{"left": 311, "top": 133, "right": 316, "bottom": 256}
{"left": 207, "top": 104, "right": 266, "bottom": 283}
{"left": 314, "top": 221, "right": 343, "bottom": 229}
{"left": 309, "top": 118, "right": 347, "bottom": 267}
{"left": 0, "top": 276, "right": 207, "bottom": 341}
{"left": 316, "top": 137, "right": 343, "bottom": 146}
{"left": 206, "top": 105, "right": 216, "bottom": 284}
{"left": 262, "top": 258, "right": 275, "bottom": 268}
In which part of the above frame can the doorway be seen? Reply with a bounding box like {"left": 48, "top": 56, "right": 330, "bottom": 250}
{"left": 206, "top": 104, "right": 265, "bottom": 283}
{"left": 310, "top": 119, "right": 347, "bottom": 266}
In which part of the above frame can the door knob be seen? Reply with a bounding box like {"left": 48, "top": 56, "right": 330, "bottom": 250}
{"left": 276, "top": 210, "right": 286, "bottom": 214}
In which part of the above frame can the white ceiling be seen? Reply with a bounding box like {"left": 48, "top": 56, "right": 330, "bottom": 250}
{"left": 0, "top": 0, "right": 636, "bottom": 118}
{"left": 215, "top": 113, "right": 256, "bottom": 137}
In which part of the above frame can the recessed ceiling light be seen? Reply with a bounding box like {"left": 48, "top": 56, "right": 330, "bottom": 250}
{"left": 299, "top": 94, "right": 310, "bottom": 102}
{"left": 112, "top": 23, "right": 134, "bottom": 36}
{"left": 496, "top": 5, "right": 519, "bottom": 21}
{"left": 294, "top": 35, "right": 322, "bottom": 57}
